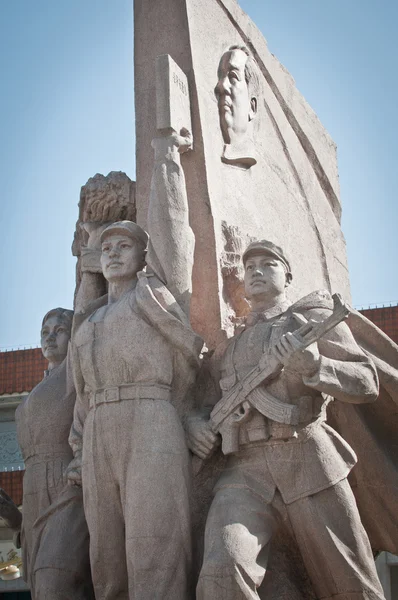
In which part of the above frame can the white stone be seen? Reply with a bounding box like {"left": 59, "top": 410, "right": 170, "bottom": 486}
{"left": 156, "top": 54, "right": 192, "bottom": 134}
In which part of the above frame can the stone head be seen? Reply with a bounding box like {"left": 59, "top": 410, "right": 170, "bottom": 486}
{"left": 215, "top": 45, "right": 260, "bottom": 144}
{"left": 41, "top": 308, "right": 73, "bottom": 365}
{"left": 100, "top": 221, "right": 148, "bottom": 284}
{"left": 242, "top": 240, "right": 292, "bottom": 301}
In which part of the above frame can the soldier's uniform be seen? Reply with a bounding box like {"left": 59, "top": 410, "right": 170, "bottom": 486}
{"left": 197, "top": 291, "right": 385, "bottom": 600}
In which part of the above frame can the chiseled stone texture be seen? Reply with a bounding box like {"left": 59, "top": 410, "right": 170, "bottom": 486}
{"left": 134, "top": 0, "right": 350, "bottom": 349}
{"left": 78, "top": 171, "right": 136, "bottom": 225}
{"left": 156, "top": 54, "right": 192, "bottom": 134}
{"left": 72, "top": 171, "right": 136, "bottom": 309}
{"left": 72, "top": 171, "right": 136, "bottom": 262}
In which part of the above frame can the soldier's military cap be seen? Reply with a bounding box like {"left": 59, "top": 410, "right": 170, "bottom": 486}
{"left": 242, "top": 240, "right": 291, "bottom": 273}
{"left": 100, "top": 221, "right": 149, "bottom": 249}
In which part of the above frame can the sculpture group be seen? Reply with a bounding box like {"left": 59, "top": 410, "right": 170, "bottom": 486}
{"left": 3, "top": 24, "right": 398, "bottom": 600}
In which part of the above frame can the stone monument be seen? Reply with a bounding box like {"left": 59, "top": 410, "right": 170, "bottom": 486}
{"left": 12, "top": 1, "right": 398, "bottom": 599}
{"left": 132, "top": 2, "right": 398, "bottom": 599}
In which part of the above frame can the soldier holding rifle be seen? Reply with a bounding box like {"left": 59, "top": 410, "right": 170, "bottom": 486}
{"left": 188, "top": 240, "right": 385, "bottom": 600}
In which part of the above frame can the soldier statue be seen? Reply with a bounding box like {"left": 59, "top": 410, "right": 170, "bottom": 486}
{"left": 187, "top": 239, "right": 385, "bottom": 600}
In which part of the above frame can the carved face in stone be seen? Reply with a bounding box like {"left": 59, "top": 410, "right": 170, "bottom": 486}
{"left": 41, "top": 315, "right": 70, "bottom": 364}
{"left": 215, "top": 48, "right": 257, "bottom": 145}
{"left": 100, "top": 234, "right": 145, "bottom": 283}
{"left": 244, "top": 253, "right": 290, "bottom": 300}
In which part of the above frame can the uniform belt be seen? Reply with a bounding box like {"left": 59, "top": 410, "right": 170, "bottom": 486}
{"left": 24, "top": 444, "right": 71, "bottom": 464}
{"left": 267, "top": 396, "right": 325, "bottom": 440}
{"left": 89, "top": 383, "right": 172, "bottom": 409}
{"left": 268, "top": 420, "right": 317, "bottom": 441}
{"left": 240, "top": 395, "right": 324, "bottom": 445}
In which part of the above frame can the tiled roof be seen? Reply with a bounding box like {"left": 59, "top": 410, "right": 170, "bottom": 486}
{"left": 360, "top": 305, "right": 398, "bottom": 345}
{"left": 0, "top": 348, "right": 47, "bottom": 395}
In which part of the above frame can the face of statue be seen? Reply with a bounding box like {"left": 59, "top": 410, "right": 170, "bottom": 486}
{"left": 41, "top": 315, "right": 70, "bottom": 364}
{"left": 101, "top": 234, "right": 144, "bottom": 283}
{"left": 244, "top": 253, "right": 289, "bottom": 300}
{"left": 215, "top": 48, "right": 256, "bottom": 144}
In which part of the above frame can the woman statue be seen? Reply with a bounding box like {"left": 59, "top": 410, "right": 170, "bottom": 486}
{"left": 15, "top": 308, "right": 92, "bottom": 599}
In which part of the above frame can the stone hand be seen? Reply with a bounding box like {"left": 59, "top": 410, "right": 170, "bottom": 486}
{"left": 79, "top": 222, "right": 112, "bottom": 273}
{"left": 83, "top": 222, "right": 112, "bottom": 251}
{"left": 271, "top": 332, "right": 320, "bottom": 377}
{"left": 175, "top": 128, "right": 193, "bottom": 154}
{"left": 0, "top": 489, "right": 22, "bottom": 531}
{"left": 65, "top": 456, "right": 83, "bottom": 487}
{"left": 83, "top": 192, "right": 132, "bottom": 224}
{"left": 186, "top": 413, "right": 220, "bottom": 460}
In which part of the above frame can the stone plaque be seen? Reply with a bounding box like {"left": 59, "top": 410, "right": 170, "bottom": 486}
{"left": 156, "top": 54, "right": 191, "bottom": 134}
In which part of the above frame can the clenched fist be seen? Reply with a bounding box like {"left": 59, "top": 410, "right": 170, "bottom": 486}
{"left": 271, "top": 332, "right": 320, "bottom": 377}
{"left": 185, "top": 411, "right": 220, "bottom": 460}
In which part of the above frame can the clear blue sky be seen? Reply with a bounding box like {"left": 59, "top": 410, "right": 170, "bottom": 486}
{"left": 0, "top": 0, "right": 396, "bottom": 349}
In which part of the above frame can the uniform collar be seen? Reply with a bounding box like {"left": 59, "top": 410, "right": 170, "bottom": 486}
{"left": 245, "top": 300, "right": 291, "bottom": 327}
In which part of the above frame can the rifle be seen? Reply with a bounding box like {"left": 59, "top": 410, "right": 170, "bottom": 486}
{"left": 195, "top": 293, "right": 349, "bottom": 469}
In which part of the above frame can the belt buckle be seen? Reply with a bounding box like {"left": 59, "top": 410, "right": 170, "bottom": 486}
{"left": 270, "top": 423, "right": 297, "bottom": 441}
{"left": 104, "top": 387, "right": 119, "bottom": 403}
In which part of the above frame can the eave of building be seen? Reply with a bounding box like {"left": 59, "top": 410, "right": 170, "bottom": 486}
{"left": 0, "top": 394, "right": 28, "bottom": 410}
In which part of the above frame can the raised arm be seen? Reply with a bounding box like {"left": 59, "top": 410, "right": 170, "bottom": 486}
{"left": 145, "top": 130, "right": 195, "bottom": 318}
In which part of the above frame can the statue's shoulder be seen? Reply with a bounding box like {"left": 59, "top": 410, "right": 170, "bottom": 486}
{"left": 288, "top": 289, "right": 333, "bottom": 315}
{"left": 72, "top": 294, "right": 108, "bottom": 335}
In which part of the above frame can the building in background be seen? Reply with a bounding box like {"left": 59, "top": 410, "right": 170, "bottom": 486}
{"left": 0, "top": 305, "right": 397, "bottom": 598}
{"left": 0, "top": 348, "right": 46, "bottom": 598}
{"left": 358, "top": 306, "right": 398, "bottom": 600}
{"left": 360, "top": 305, "right": 398, "bottom": 344}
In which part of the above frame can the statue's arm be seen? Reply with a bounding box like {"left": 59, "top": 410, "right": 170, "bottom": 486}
{"left": 301, "top": 309, "right": 379, "bottom": 403}
{"left": 146, "top": 131, "right": 195, "bottom": 318}
{"left": 66, "top": 342, "right": 88, "bottom": 486}
{"left": 185, "top": 341, "right": 228, "bottom": 459}
{"left": 74, "top": 223, "right": 109, "bottom": 313}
